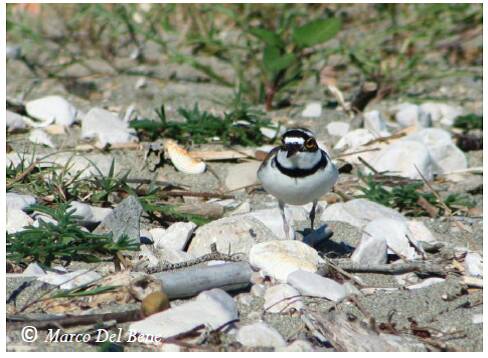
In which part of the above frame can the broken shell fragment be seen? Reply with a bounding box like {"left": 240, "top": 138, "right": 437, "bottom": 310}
{"left": 164, "top": 139, "right": 206, "bottom": 174}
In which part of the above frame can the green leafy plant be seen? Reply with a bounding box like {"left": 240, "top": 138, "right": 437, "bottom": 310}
{"left": 356, "top": 174, "right": 474, "bottom": 216}
{"left": 7, "top": 204, "right": 138, "bottom": 267}
{"left": 87, "top": 158, "right": 131, "bottom": 204}
{"left": 453, "top": 113, "right": 482, "bottom": 132}
{"left": 130, "top": 102, "right": 274, "bottom": 146}
{"left": 7, "top": 153, "right": 88, "bottom": 203}
{"left": 249, "top": 17, "right": 341, "bottom": 110}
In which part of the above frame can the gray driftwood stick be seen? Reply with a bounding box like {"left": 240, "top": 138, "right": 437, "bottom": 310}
{"left": 152, "top": 262, "right": 253, "bottom": 299}
{"left": 334, "top": 260, "right": 444, "bottom": 276}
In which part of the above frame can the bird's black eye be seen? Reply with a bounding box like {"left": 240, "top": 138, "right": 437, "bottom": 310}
{"left": 305, "top": 138, "right": 316, "bottom": 149}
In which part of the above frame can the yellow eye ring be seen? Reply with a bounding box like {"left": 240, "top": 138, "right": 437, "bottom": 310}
{"left": 305, "top": 138, "right": 315, "bottom": 149}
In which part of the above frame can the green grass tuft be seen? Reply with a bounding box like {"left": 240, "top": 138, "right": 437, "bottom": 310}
{"left": 130, "top": 102, "right": 274, "bottom": 146}
{"left": 7, "top": 204, "right": 139, "bottom": 267}
{"left": 356, "top": 174, "right": 475, "bottom": 216}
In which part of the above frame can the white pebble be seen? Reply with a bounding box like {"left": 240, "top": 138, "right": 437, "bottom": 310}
{"left": 264, "top": 284, "right": 303, "bottom": 313}
{"left": 287, "top": 270, "right": 346, "bottom": 302}
{"left": 26, "top": 95, "right": 77, "bottom": 126}
{"left": 327, "top": 121, "right": 350, "bottom": 137}
{"left": 29, "top": 129, "right": 56, "bottom": 148}
{"left": 301, "top": 102, "right": 322, "bottom": 118}
{"left": 464, "top": 252, "right": 483, "bottom": 277}
{"left": 236, "top": 322, "right": 286, "bottom": 348}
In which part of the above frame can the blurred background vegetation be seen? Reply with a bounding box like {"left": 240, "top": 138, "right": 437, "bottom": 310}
{"left": 7, "top": 3, "right": 482, "bottom": 111}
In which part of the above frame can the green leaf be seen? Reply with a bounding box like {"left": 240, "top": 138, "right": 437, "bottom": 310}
{"left": 292, "top": 18, "right": 341, "bottom": 48}
{"left": 453, "top": 113, "right": 482, "bottom": 131}
{"left": 263, "top": 46, "right": 297, "bottom": 73}
{"left": 249, "top": 27, "right": 284, "bottom": 48}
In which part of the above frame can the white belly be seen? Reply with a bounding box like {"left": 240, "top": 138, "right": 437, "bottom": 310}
{"left": 258, "top": 159, "right": 338, "bottom": 205}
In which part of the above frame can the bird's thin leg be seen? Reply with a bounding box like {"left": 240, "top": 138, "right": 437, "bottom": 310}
{"left": 309, "top": 200, "right": 317, "bottom": 230}
{"left": 279, "top": 200, "right": 291, "bottom": 240}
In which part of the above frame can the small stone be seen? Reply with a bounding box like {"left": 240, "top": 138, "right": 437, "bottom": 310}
{"left": 250, "top": 284, "right": 266, "bottom": 297}
{"left": 334, "top": 128, "right": 377, "bottom": 151}
{"left": 407, "top": 278, "right": 445, "bottom": 290}
{"left": 250, "top": 271, "right": 265, "bottom": 285}
{"left": 25, "top": 95, "right": 77, "bottom": 126}
{"left": 6, "top": 110, "right": 28, "bottom": 132}
{"left": 321, "top": 198, "right": 406, "bottom": 228}
{"left": 135, "top": 77, "right": 147, "bottom": 89}
{"left": 23, "top": 262, "right": 46, "bottom": 277}
{"left": 472, "top": 314, "right": 482, "bottom": 325}
{"left": 407, "top": 220, "right": 436, "bottom": 243}
{"left": 277, "top": 339, "right": 314, "bottom": 352}
{"left": 327, "top": 121, "right": 350, "bottom": 137}
{"left": 129, "top": 289, "right": 238, "bottom": 340}
{"left": 419, "top": 102, "right": 463, "bottom": 127}
{"left": 44, "top": 124, "right": 66, "bottom": 135}
{"left": 236, "top": 293, "right": 253, "bottom": 306}
{"left": 249, "top": 240, "right": 324, "bottom": 282}
{"left": 225, "top": 161, "right": 261, "bottom": 191}
{"left": 160, "top": 344, "right": 181, "bottom": 352}
{"left": 6, "top": 44, "right": 21, "bottom": 60}
{"left": 362, "top": 218, "right": 421, "bottom": 260}
{"left": 68, "top": 201, "right": 113, "bottom": 224}
{"left": 369, "top": 140, "right": 433, "bottom": 180}
{"left": 392, "top": 103, "right": 431, "bottom": 128}
{"left": 141, "top": 291, "right": 170, "bottom": 317}
{"left": 464, "top": 252, "right": 483, "bottom": 277}
{"left": 139, "top": 245, "right": 160, "bottom": 268}
{"left": 229, "top": 201, "right": 251, "bottom": 216}
{"left": 264, "top": 284, "right": 303, "bottom": 313}
{"left": 6, "top": 192, "right": 36, "bottom": 211}
{"left": 363, "top": 110, "right": 390, "bottom": 135}
{"left": 38, "top": 269, "right": 102, "bottom": 290}
{"left": 395, "top": 272, "right": 418, "bottom": 286}
{"left": 152, "top": 222, "right": 196, "bottom": 251}
{"left": 6, "top": 209, "right": 33, "bottom": 234}
{"left": 29, "top": 129, "right": 56, "bottom": 148}
{"left": 157, "top": 247, "right": 195, "bottom": 264}
{"left": 260, "top": 125, "right": 285, "bottom": 139}
{"left": 81, "top": 107, "right": 138, "bottom": 147}
{"left": 406, "top": 128, "right": 467, "bottom": 178}
{"left": 301, "top": 102, "right": 322, "bottom": 118}
{"left": 287, "top": 270, "right": 346, "bottom": 302}
{"left": 94, "top": 196, "right": 143, "bottom": 245}
{"left": 32, "top": 213, "right": 58, "bottom": 227}
{"left": 236, "top": 322, "right": 286, "bottom": 348}
{"left": 351, "top": 232, "right": 387, "bottom": 265}
{"left": 188, "top": 215, "right": 278, "bottom": 257}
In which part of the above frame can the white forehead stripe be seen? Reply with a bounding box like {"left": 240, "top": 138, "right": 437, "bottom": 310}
{"left": 284, "top": 137, "right": 305, "bottom": 144}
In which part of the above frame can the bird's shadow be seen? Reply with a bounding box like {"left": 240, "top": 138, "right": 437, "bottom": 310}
{"left": 298, "top": 224, "right": 354, "bottom": 258}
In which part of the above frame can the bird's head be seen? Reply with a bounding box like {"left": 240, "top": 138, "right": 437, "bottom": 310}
{"left": 280, "top": 128, "right": 319, "bottom": 158}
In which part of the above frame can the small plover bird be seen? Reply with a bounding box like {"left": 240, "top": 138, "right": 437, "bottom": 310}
{"left": 257, "top": 128, "right": 338, "bottom": 240}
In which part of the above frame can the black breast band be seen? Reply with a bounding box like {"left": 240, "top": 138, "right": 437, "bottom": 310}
{"left": 273, "top": 151, "right": 328, "bottom": 178}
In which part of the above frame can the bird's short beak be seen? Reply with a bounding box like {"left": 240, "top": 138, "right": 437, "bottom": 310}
{"left": 286, "top": 143, "right": 301, "bottom": 158}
